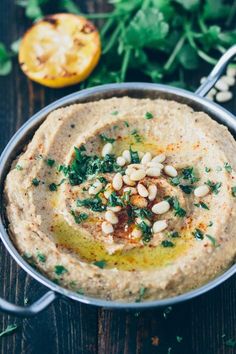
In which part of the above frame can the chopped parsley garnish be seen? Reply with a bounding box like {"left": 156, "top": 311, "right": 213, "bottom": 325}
{"left": 133, "top": 207, "right": 152, "bottom": 220}
{"left": 224, "top": 162, "right": 233, "bottom": 173}
{"left": 176, "top": 336, "right": 183, "bottom": 343}
{"left": 231, "top": 186, "right": 236, "bottom": 197}
{"left": 77, "top": 196, "right": 106, "bottom": 212}
{"left": 93, "top": 260, "right": 107, "bottom": 268}
{"left": 144, "top": 112, "right": 153, "bottom": 119}
{"left": 15, "top": 164, "right": 23, "bottom": 170}
{"left": 170, "top": 231, "right": 180, "bottom": 238}
{"left": 124, "top": 121, "right": 129, "bottom": 127}
{"left": 98, "top": 176, "right": 107, "bottom": 184}
{"left": 107, "top": 192, "right": 124, "bottom": 207}
{"left": 58, "top": 164, "right": 70, "bottom": 176}
{"left": 205, "top": 167, "right": 211, "bottom": 173}
{"left": 77, "top": 288, "right": 84, "bottom": 295}
{"left": 192, "top": 228, "right": 204, "bottom": 240}
{"left": 137, "top": 221, "right": 152, "bottom": 243}
{"left": 46, "top": 158, "right": 55, "bottom": 167}
{"left": 170, "top": 176, "right": 180, "bottom": 186}
{"left": 32, "top": 178, "right": 40, "bottom": 186}
{"left": 205, "top": 180, "right": 222, "bottom": 194}
{"left": 36, "top": 252, "right": 46, "bottom": 263}
{"left": 71, "top": 210, "right": 88, "bottom": 224}
{"left": 0, "top": 324, "right": 18, "bottom": 338}
{"left": 182, "top": 167, "right": 199, "bottom": 184}
{"left": 54, "top": 265, "right": 68, "bottom": 275}
{"left": 131, "top": 129, "right": 143, "bottom": 143}
{"left": 129, "top": 146, "right": 140, "bottom": 163}
{"left": 161, "top": 240, "right": 175, "bottom": 247}
{"left": 206, "top": 234, "right": 219, "bottom": 247}
{"left": 111, "top": 110, "right": 119, "bottom": 115}
{"left": 122, "top": 190, "right": 131, "bottom": 204}
{"left": 179, "top": 184, "right": 194, "bottom": 194}
{"left": 135, "top": 286, "right": 147, "bottom": 302}
{"left": 49, "top": 183, "right": 57, "bottom": 191}
{"left": 194, "top": 201, "right": 209, "bottom": 210}
{"left": 166, "top": 196, "right": 186, "bottom": 217}
{"left": 99, "top": 134, "right": 115, "bottom": 144}
{"left": 208, "top": 221, "right": 213, "bottom": 227}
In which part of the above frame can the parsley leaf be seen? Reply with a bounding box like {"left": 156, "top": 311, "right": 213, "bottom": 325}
{"left": 224, "top": 162, "right": 232, "bottom": 173}
{"left": 54, "top": 265, "right": 68, "bottom": 275}
{"left": 36, "top": 252, "right": 46, "bottom": 263}
{"left": 135, "top": 286, "right": 147, "bottom": 302}
{"left": 93, "top": 260, "right": 107, "bottom": 269}
{"left": 179, "top": 184, "right": 194, "bottom": 194}
{"left": 144, "top": 112, "right": 153, "bottom": 119}
{"left": 129, "top": 146, "right": 140, "bottom": 163}
{"left": 99, "top": 134, "right": 115, "bottom": 144}
{"left": 32, "top": 178, "right": 40, "bottom": 186}
{"left": 137, "top": 221, "right": 153, "bottom": 243}
{"left": 182, "top": 167, "right": 199, "bottom": 184}
{"left": 77, "top": 196, "right": 107, "bottom": 212}
{"left": 161, "top": 240, "right": 175, "bottom": 247}
{"left": 194, "top": 201, "right": 209, "bottom": 210}
{"left": 0, "top": 324, "right": 18, "bottom": 338}
{"left": 71, "top": 210, "right": 88, "bottom": 224}
{"left": 205, "top": 180, "right": 222, "bottom": 194}
{"left": 192, "top": 228, "right": 204, "bottom": 240}
{"left": 231, "top": 186, "right": 236, "bottom": 197}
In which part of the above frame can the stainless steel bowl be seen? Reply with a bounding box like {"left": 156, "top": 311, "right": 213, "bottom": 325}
{"left": 0, "top": 46, "right": 236, "bottom": 317}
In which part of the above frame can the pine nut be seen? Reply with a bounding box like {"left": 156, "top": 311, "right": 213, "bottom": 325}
{"left": 136, "top": 217, "right": 151, "bottom": 227}
{"left": 146, "top": 161, "right": 164, "bottom": 169}
{"left": 104, "top": 183, "right": 112, "bottom": 199}
{"left": 102, "top": 143, "right": 113, "bottom": 157}
{"left": 107, "top": 206, "right": 122, "bottom": 212}
{"left": 138, "top": 151, "right": 145, "bottom": 159}
{"left": 123, "top": 187, "right": 137, "bottom": 195}
{"left": 122, "top": 150, "right": 131, "bottom": 163}
{"left": 215, "top": 91, "right": 232, "bottom": 103}
{"left": 152, "top": 220, "right": 168, "bottom": 233}
{"left": 112, "top": 173, "right": 123, "bottom": 191}
{"left": 152, "top": 200, "right": 170, "bottom": 214}
{"left": 148, "top": 184, "right": 157, "bottom": 201}
{"left": 123, "top": 175, "right": 136, "bottom": 186}
{"left": 152, "top": 154, "right": 166, "bottom": 163}
{"left": 146, "top": 167, "right": 161, "bottom": 177}
{"left": 130, "top": 169, "right": 146, "bottom": 181}
{"left": 105, "top": 210, "right": 118, "bottom": 224}
{"left": 129, "top": 163, "right": 143, "bottom": 169}
{"left": 88, "top": 180, "right": 103, "bottom": 195}
{"left": 194, "top": 185, "right": 210, "bottom": 198}
{"left": 102, "top": 221, "right": 114, "bottom": 234}
{"left": 125, "top": 167, "right": 134, "bottom": 176}
{"left": 141, "top": 152, "right": 152, "bottom": 165}
{"left": 215, "top": 79, "right": 229, "bottom": 92}
{"left": 131, "top": 228, "right": 142, "bottom": 239}
{"left": 130, "top": 195, "right": 148, "bottom": 208}
{"left": 164, "top": 165, "right": 178, "bottom": 177}
{"left": 116, "top": 156, "right": 126, "bottom": 166}
{"left": 221, "top": 75, "right": 235, "bottom": 86}
{"left": 226, "top": 66, "right": 236, "bottom": 77}
{"left": 137, "top": 183, "right": 149, "bottom": 197}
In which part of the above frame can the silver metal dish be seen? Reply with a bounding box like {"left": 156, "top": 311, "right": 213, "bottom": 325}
{"left": 0, "top": 46, "right": 236, "bottom": 317}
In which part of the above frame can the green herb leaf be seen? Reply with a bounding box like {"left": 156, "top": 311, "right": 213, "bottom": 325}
{"left": 231, "top": 186, "right": 236, "bottom": 197}
{"left": 59, "top": 0, "right": 80, "bottom": 14}
{"left": 49, "top": 183, "right": 57, "bottom": 191}
{"left": 0, "top": 324, "right": 18, "bottom": 338}
{"left": 166, "top": 196, "right": 186, "bottom": 217}
{"left": 93, "top": 260, "right": 107, "bottom": 269}
{"left": 71, "top": 210, "right": 88, "bottom": 224}
{"left": 170, "top": 176, "right": 181, "bottom": 186}
{"left": 205, "top": 180, "right": 222, "bottom": 194}
{"left": 131, "top": 130, "right": 143, "bottom": 143}
{"left": 192, "top": 228, "right": 204, "bottom": 240}
{"left": 111, "top": 110, "right": 119, "bottom": 115}
{"left": 54, "top": 265, "right": 68, "bottom": 275}
{"left": 100, "top": 134, "right": 115, "bottom": 144}
{"left": 194, "top": 201, "right": 209, "bottom": 210}
{"left": 170, "top": 231, "right": 180, "bottom": 238}
{"left": 0, "top": 43, "right": 12, "bottom": 76}
{"left": 179, "top": 184, "right": 194, "bottom": 194}
{"left": 32, "top": 178, "right": 40, "bottom": 186}
{"left": 137, "top": 221, "right": 153, "bottom": 243}
{"left": 224, "top": 162, "right": 232, "bottom": 173}
{"left": 15, "top": 164, "right": 23, "bottom": 171}
{"left": 206, "top": 234, "right": 219, "bottom": 247}
{"left": 77, "top": 196, "right": 107, "bottom": 212}
{"left": 46, "top": 158, "right": 55, "bottom": 167}
{"left": 182, "top": 167, "right": 199, "bottom": 184}
{"left": 135, "top": 286, "right": 147, "bottom": 302}
{"left": 161, "top": 240, "right": 175, "bottom": 247}
{"left": 144, "top": 112, "right": 153, "bottom": 119}
{"left": 36, "top": 252, "right": 46, "bottom": 263}
{"left": 205, "top": 167, "right": 211, "bottom": 173}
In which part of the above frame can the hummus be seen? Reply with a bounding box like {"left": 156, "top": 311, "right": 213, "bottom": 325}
{"left": 4, "top": 97, "right": 236, "bottom": 302}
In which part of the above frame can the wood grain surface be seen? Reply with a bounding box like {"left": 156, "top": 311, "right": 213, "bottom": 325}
{"left": 0, "top": 1, "right": 235, "bottom": 353}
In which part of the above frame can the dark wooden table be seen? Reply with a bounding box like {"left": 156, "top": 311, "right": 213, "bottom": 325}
{"left": 0, "top": 1, "right": 236, "bottom": 353}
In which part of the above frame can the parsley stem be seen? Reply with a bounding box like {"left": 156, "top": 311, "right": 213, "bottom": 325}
{"left": 121, "top": 48, "right": 131, "bottom": 82}
{"left": 164, "top": 34, "right": 186, "bottom": 71}
{"left": 100, "top": 17, "right": 114, "bottom": 38}
{"left": 85, "top": 12, "right": 119, "bottom": 19}
{"left": 103, "top": 22, "right": 123, "bottom": 54}
{"left": 196, "top": 49, "right": 217, "bottom": 65}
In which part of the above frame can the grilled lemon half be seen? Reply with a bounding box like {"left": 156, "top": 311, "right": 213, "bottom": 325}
{"left": 19, "top": 13, "right": 101, "bottom": 88}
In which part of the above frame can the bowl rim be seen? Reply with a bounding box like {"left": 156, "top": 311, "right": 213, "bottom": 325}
{"left": 0, "top": 82, "right": 236, "bottom": 309}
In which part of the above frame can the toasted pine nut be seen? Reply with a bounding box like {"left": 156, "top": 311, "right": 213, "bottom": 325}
{"left": 123, "top": 175, "right": 136, "bottom": 186}
{"left": 112, "top": 173, "right": 123, "bottom": 191}
{"left": 102, "top": 143, "right": 113, "bottom": 157}
{"left": 88, "top": 180, "right": 103, "bottom": 195}
{"left": 102, "top": 221, "right": 114, "bottom": 234}
{"left": 129, "top": 163, "right": 143, "bottom": 169}
{"left": 146, "top": 167, "right": 161, "bottom": 177}
{"left": 138, "top": 151, "right": 144, "bottom": 159}
{"left": 130, "top": 169, "right": 146, "bottom": 181}
{"left": 221, "top": 75, "right": 235, "bottom": 86}
{"left": 141, "top": 152, "right": 152, "bottom": 165}
{"left": 131, "top": 228, "right": 142, "bottom": 239}
{"left": 123, "top": 187, "right": 137, "bottom": 195}
{"left": 164, "top": 165, "right": 178, "bottom": 177}
{"left": 152, "top": 154, "right": 166, "bottom": 163}
{"left": 226, "top": 66, "right": 236, "bottom": 77}
{"left": 105, "top": 210, "right": 118, "bottom": 224}
{"left": 130, "top": 195, "right": 148, "bottom": 208}
{"left": 215, "top": 79, "right": 229, "bottom": 92}
{"left": 194, "top": 185, "right": 210, "bottom": 198}
{"left": 152, "top": 220, "right": 168, "bottom": 233}
{"left": 107, "top": 206, "right": 122, "bottom": 212}
{"left": 137, "top": 183, "right": 149, "bottom": 197}
{"left": 215, "top": 91, "right": 232, "bottom": 103}
{"left": 146, "top": 161, "right": 164, "bottom": 169}
{"left": 122, "top": 150, "right": 131, "bottom": 163}
{"left": 152, "top": 200, "right": 170, "bottom": 214}
{"left": 148, "top": 184, "right": 157, "bottom": 201}
{"left": 116, "top": 156, "right": 126, "bottom": 166}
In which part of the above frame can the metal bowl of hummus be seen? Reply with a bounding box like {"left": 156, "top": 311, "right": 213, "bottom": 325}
{"left": 0, "top": 46, "right": 236, "bottom": 317}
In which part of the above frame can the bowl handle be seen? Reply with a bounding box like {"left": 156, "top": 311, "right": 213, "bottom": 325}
{"left": 0, "top": 290, "right": 57, "bottom": 317}
{"left": 196, "top": 45, "right": 236, "bottom": 97}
